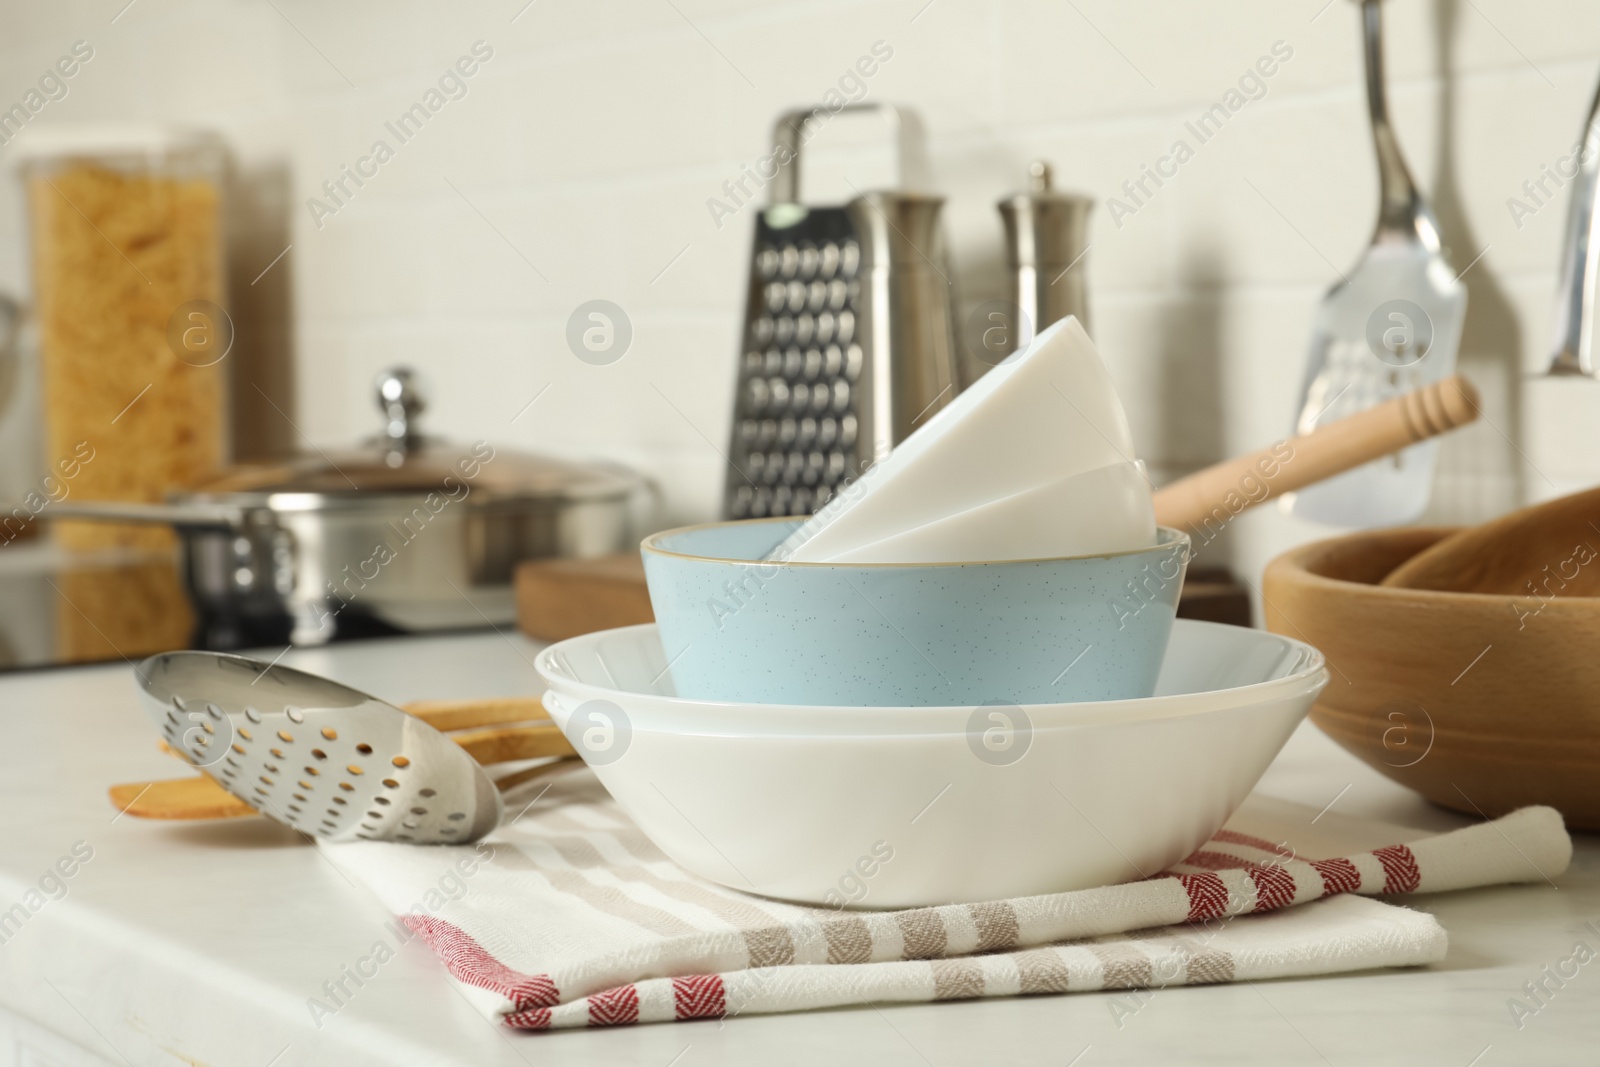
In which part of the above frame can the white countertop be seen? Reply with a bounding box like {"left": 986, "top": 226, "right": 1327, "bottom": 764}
{"left": 0, "top": 631, "right": 1594, "bottom": 1066}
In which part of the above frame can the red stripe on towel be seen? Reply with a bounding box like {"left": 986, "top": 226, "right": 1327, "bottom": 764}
{"left": 588, "top": 984, "right": 641, "bottom": 1027}
{"left": 1309, "top": 857, "right": 1362, "bottom": 896}
{"left": 1182, "top": 849, "right": 1267, "bottom": 872}
{"left": 401, "top": 915, "right": 559, "bottom": 1009}
{"left": 1373, "top": 844, "right": 1422, "bottom": 894}
{"left": 1177, "top": 872, "right": 1230, "bottom": 921}
{"left": 673, "top": 974, "right": 726, "bottom": 1020}
{"left": 1247, "top": 863, "right": 1298, "bottom": 912}
{"left": 1210, "top": 828, "right": 1282, "bottom": 853}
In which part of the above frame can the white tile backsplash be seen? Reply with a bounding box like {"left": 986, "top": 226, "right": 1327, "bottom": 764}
{"left": 1, "top": 0, "right": 1598, "bottom": 602}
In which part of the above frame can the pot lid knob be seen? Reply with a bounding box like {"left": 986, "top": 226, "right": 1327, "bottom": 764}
{"left": 375, "top": 366, "right": 424, "bottom": 455}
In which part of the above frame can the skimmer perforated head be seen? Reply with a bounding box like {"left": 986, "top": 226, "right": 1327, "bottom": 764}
{"left": 135, "top": 651, "right": 502, "bottom": 844}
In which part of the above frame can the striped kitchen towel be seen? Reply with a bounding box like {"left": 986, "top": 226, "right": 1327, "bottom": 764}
{"left": 322, "top": 766, "right": 1570, "bottom": 1030}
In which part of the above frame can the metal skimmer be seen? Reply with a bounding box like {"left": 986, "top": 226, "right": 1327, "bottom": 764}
{"left": 1284, "top": 0, "right": 1466, "bottom": 527}
{"left": 136, "top": 651, "right": 502, "bottom": 844}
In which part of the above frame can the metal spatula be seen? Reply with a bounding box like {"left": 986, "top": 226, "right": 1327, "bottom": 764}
{"left": 138, "top": 651, "right": 514, "bottom": 844}
{"left": 1284, "top": 0, "right": 1466, "bottom": 527}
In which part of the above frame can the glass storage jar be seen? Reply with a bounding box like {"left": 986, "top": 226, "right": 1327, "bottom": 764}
{"left": 13, "top": 124, "right": 229, "bottom": 553}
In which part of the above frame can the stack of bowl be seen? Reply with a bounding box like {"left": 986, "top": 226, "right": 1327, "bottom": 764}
{"left": 535, "top": 518, "right": 1329, "bottom": 907}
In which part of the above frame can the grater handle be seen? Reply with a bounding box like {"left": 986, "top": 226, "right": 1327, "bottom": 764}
{"left": 769, "top": 103, "right": 927, "bottom": 205}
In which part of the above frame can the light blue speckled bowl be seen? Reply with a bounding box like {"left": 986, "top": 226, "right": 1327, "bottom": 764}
{"left": 641, "top": 518, "right": 1190, "bottom": 706}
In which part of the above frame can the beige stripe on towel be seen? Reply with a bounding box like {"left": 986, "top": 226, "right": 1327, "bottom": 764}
{"left": 898, "top": 910, "right": 948, "bottom": 960}
{"left": 1091, "top": 941, "right": 1154, "bottom": 989}
{"left": 968, "top": 901, "right": 1020, "bottom": 952}
{"left": 823, "top": 917, "right": 874, "bottom": 964}
{"left": 930, "top": 959, "right": 986, "bottom": 1000}
{"left": 1015, "top": 947, "right": 1073, "bottom": 994}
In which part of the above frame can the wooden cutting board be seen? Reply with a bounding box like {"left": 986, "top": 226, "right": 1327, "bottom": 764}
{"left": 515, "top": 554, "right": 655, "bottom": 641}
{"left": 515, "top": 555, "right": 1252, "bottom": 639}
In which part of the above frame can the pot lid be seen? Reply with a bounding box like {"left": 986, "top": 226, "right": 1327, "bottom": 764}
{"left": 187, "top": 368, "right": 642, "bottom": 505}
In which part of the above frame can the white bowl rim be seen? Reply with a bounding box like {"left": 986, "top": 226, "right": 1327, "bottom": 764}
{"left": 534, "top": 619, "right": 1328, "bottom": 724}
{"left": 641, "top": 517, "right": 1190, "bottom": 569}
{"left": 540, "top": 675, "right": 1326, "bottom": 739}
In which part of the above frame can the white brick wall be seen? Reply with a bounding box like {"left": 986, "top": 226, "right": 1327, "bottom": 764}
{"left": 1, "top": 0, "right": 1597, "bottom": 599}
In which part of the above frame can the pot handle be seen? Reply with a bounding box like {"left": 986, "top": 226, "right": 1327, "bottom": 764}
{"left": 47, "top": 500, "right": 249, "bottom": 529}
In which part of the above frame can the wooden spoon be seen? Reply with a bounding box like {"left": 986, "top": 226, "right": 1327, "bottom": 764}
{"left": 1380, "top": 485, "right": 1600, "bottom": 595}
{"left": 112, "top": 696, "right": 572, "bottom": 821}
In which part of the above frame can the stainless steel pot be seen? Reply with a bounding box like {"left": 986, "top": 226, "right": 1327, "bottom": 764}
{"left": 52, "top": 368, "right": 650, "bottom": 648}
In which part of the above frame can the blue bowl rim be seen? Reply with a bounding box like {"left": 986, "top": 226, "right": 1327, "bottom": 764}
{"left": 641, "top": 516, "right": 1191, "bottom": 569}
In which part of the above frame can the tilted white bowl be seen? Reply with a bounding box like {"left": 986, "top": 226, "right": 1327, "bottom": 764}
{"left": 820, "top": 460, "right": 1156, "bottom": 565}
{"left": 534, "top": 619, "right": 1327, "bottom": 908}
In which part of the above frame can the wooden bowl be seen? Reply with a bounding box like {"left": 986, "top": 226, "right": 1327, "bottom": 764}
{"left": 1263, "top": 526, "right": 1600, "bottom": 831}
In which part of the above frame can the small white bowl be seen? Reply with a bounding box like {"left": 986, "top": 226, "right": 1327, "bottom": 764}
{"left": 535, "top": 620, "right": 1327, "bottom": 907}
{"left": 782, "top": 316, "right": 1135, "bottom": 563}
{"left": 821, "top": 460, "right": 1156, "bottom": 564}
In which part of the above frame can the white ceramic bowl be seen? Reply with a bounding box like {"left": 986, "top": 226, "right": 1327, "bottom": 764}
{"left": 782, "top": 316, "right": 1135, "bottom": 563}
{"left": 534, "top": 620, "right": 1327, "bottom": 907}
{"left": 821, "top": 460, "right": 1156, "bottom": 564}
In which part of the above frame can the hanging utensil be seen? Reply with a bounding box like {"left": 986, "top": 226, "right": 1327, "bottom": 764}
{"left": 1543, "top": 73, "right": 1600, "bottom": 376}
{"left": 1283, "top": 0, "right": 1467, "bottom": 527}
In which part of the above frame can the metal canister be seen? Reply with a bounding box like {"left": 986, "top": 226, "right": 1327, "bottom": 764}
{"left": 997, "top": 161, "right": 1094, "bottom": 346}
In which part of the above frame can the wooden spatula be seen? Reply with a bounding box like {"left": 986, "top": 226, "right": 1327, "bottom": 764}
{"left": 1380, "top": 485, "right": 1600, "bottom": 595}
{"left": 112, "top": 697, "right": 573, "bottom": 821}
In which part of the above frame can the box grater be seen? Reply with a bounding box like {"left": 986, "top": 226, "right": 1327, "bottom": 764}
{"left": 722, "top": 103, "right": 959, "bottom": 520}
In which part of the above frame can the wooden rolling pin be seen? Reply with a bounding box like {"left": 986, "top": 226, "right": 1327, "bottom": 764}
{"left": 1152, "top": 374, "right": 1480, "bottom": 536}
